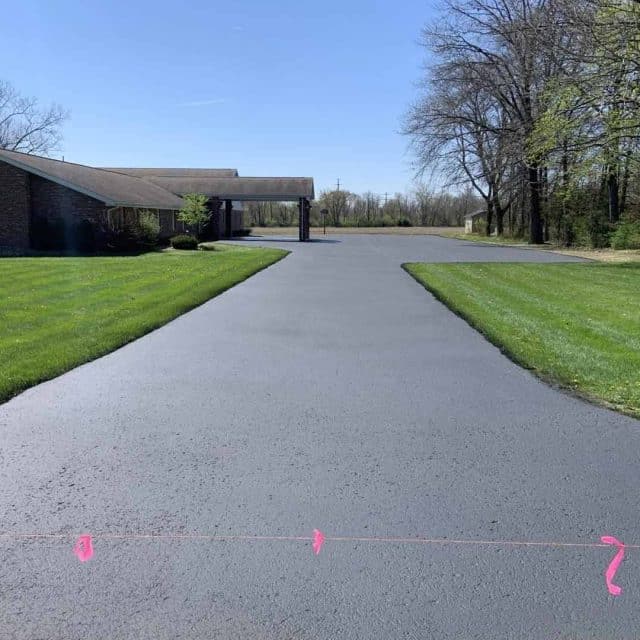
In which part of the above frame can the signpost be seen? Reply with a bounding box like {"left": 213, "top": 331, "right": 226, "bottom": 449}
{"left": 321, "top": 209, "right": 328, "bottom": 235}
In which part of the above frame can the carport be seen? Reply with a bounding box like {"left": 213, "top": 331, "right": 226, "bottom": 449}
{"left": 129, "top": 175, "right": 315, "bottom": 241}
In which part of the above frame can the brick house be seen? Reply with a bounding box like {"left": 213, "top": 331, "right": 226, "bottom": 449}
{"left": 0, "top": 149, "right": 244, "bottom": 252}
{"left": 0, "top": 149, "right": 315, "bottom": 251}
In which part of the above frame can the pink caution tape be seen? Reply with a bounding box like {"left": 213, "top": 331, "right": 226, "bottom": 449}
{"left": 312, "top": 529, "right": 325, "bottom": 555}
{"left": 73, "top": 535, "right": 94, "bottom": 562}
{"left": 601, "top": 535, "right": 625, "bottom": 596}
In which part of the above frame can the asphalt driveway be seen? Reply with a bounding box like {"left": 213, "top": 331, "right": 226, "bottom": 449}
{"left": 1, "top": 234, "right": 638, "bottom": 639}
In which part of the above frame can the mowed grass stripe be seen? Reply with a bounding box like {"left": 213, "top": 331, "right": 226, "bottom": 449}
{"left": 430, "top": 265, "right": 637, "bottom": 350}
{"left": 0, "top": 245, "right": 288, "bottom": 403}
{"left": 478, "top": 264, "right": 639, "bottom": 332}
{"left": 456, "top": 266, "right": 638, "bottom": 353}
{"left": 410, "top": 266, "right": 636, "bottom": 380}
{"left": 404, "top": 262, "right": 640, "bottom": 417}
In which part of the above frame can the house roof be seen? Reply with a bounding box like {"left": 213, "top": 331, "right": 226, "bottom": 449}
{"left": 0, "top": 150, "right": 314, "bottom": 206}
{"left": 103, "top": 167, "right": 239, "bottom": 178}
{"left": 464, "top": 210, "right": 487, "bottom": 219}
{"left": 138, "top": 176, "right": 315, "bottom": 201}
{"left": 0, "top": 149, "right": 184, "bottom": 209}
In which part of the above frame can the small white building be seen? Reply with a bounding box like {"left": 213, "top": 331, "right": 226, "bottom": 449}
{"left": 464, "top": 210, "right": 487, "bottom": 234}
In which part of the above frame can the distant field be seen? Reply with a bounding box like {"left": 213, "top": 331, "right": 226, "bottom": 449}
{"left": 0, "top": 244, "right": 288, "bottom": 404}
{"left": 250, "top": 226, "right": 464, "bottom": 236}
{"left": 405, "top": 262, "right": 640, "bottom": 418}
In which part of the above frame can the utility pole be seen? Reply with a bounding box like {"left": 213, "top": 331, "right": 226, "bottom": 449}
{"left": 336, "top": 178, "right": 340, "bottom": 193}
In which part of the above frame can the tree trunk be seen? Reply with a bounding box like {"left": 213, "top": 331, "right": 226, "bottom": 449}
{"left": 496, "top": 208, "right": 504, "bottom": 236}
{"left": 620, "top": 153, "right": 631, "bottom": 218}
{"left": 486, "top": 199, "right": 494, "bottom": 236}
{"left": 542, "top": 167, "right": 550, "bottom": 242}
{"left": 560, "top": 142, "right": 569, "bottom": 245}
{"left": 528, "top": 164, "right": 544, "bottom": 244}
{"left": 607, "top": 169, "right": 620, "bottom": 223}
{"left": 492, "top": 193, "right": 504, "bottom": 236}
{"left": 517, "top": 166, "right": 527, "bottom": 238}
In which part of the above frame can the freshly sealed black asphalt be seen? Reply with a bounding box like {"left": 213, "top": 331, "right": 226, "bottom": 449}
{"left": 1, "top": 234, "right": 638, "bottom": 639}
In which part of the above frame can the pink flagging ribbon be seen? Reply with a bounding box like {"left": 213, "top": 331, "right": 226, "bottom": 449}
{"left": 601, "top": 535, "right": 625, "bottom": 596}
{"left": 312, "top": 529, "right": 325, "bottom": 555}
{"left": 73, "top": 535, "right": 94, "bottom": 562}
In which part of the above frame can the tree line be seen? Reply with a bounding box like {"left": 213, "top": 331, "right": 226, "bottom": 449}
{"left": 403, "top": 0, "right": 640, "bottom": 246}
{"left": 245, "top": 187, "right": 483, "bottom": 228}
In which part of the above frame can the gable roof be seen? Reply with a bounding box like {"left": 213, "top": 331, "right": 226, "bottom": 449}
{"left": 103, "top": 167, "right": 239, "bottom": 178}
{"left": 0, "top": 149, "right": 184, "bottom": 209}
{"left": 137, "top": 176, "right": 315, "bottom": 201}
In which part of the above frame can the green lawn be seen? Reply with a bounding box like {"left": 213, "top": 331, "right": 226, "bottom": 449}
{"left": 404, "top": 262, "right": 640, "bottom": 418}
{"left": 0, "top": 244, "right": 288, "bottom": 404}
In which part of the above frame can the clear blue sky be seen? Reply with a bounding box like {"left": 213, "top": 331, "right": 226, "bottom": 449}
{"left": 2, "top": 0, "right": 438, "bottom": 196}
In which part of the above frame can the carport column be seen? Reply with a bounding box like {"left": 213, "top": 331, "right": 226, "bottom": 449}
{"left": 298, "top": 197, "right": 304, "bottom": 241}
{"left": 225, "top": 200, "right": 233, "bottom": 239}
{"left": 303, "top": 198, "right": 311, "bottom": 241}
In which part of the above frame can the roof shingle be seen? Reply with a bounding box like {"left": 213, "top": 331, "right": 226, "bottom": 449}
{"left": 0, "top": 149, "right": 184, "bottom": 209}
{"left": 103, "top": 167, "right": 239, "bottom": 178}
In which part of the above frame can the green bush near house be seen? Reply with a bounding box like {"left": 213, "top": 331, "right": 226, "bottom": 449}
{"left": 108, "top": 212, "right": 162, "bottom": 252}
{"left": 170, "top": 234, "right": 199, "bottom": 250}
{"left": 178, "top": 193, "right": 210, "bottom": 238}
{"left": 137, "top": 210, "right": 161, "bottom": 246}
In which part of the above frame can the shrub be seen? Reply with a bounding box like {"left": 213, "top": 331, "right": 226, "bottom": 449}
{"left": 108, "top": 228, "right": 140, "bottom": 252}
{"left": 178, "top": 194, "right": 210, "bottom": 238}
{"left": 171, "top": 234, "right": 199, "bottom": 250}
{"left": 611, "top": 220, "right": 640, "bottom": 250}
{"left": 587, "top": 211, "right": 611, "bottom": 248}
{"left": 397, "top": 217, "right": 413, "bottom": 227}
{"left": 572, "top": 214, "right": 611, "bottom": 248}
{"left": 136, "top": 210, "right": 160, "bottom": 246}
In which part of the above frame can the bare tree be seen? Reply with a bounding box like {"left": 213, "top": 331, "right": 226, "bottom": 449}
{"left": 406, "top": 0, "right": 577, "bottom": 243}
{"left": 0, "top": 80, "right": 69, "bottom": 155}
{"left": 404, "top": 53, "right": 516, "bottom": 235}
{"left": 318, "top": 189, "right": 352, "bottom": 227}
